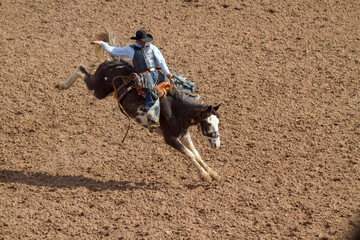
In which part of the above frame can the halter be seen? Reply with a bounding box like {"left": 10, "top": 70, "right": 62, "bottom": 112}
{"left": 202, "top": 130, "right": 220, "bottom": 139}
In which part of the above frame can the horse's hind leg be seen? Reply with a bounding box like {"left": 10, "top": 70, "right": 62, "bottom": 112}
{"left": 55, "top": 65, "right": 88, "bottom": 90}
{"left": 180, "top": 131, "right": 220, "bottom": 181}
{"left": 164, "top": 136, "right": 212, "bottom": 182}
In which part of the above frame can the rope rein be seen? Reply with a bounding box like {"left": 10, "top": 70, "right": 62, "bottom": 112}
{"left": 112, "top": 76, "right": 132, "bottom": 144}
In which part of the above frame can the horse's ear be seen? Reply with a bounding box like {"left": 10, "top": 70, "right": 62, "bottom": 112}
{"left": 203, "top": 105, "right": 219, "bottom": 118}
{"left": 200, "top": 106, "right": 212, "bottom": 119}
{"left": 205, "top": 105, "right": 220, "bottom": 114}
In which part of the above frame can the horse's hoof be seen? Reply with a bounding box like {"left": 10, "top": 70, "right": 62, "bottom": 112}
{"left": 209, "top": 171, "right": 220, "bottom": 181}
{"left": 200, "top": 172, "right": 212, "bottom": 182}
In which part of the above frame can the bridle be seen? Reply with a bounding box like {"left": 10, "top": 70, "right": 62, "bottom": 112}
{"left": 202, "top": 130, "right": 220, "bottom": 139}
{"left": 200, "top": 120, "right": 219, "bottom": 139}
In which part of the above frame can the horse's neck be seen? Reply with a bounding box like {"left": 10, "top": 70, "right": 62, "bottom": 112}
{"left": 171, "top": 93, "right": 208, "bottom": 126}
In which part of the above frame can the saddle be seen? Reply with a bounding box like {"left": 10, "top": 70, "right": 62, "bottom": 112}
{"left": 113, "top": 72, "right": 173, "bottom": 102}
{"left": 135, "top": 81, "right": 172, "bottom": 100}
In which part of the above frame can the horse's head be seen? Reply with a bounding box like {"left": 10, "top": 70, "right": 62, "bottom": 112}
{"left": 199, "top": 104, "right": 221, "bottom": 148}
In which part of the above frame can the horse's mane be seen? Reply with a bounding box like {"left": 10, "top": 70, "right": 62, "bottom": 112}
{"left": 168, "top": 89, "right": 208, "bottom": 110}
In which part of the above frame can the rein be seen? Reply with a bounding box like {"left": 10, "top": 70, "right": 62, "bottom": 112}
{"left": 112, "top": 73, "right": 140, "bottom": 144}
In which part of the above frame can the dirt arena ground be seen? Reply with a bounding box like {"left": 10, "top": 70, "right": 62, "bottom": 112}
{"left": 1, "top": 0, "right": 359, "bottom": 239}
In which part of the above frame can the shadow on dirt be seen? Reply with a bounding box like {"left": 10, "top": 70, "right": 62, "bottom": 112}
{"left": 350, "top": 217, "right": 360, "bottom": 240}
{"left": 0, "top": 169, "right": 161, "bottom": 191}
{"left": 185, "top": 184, "right": 212, "bottom": 190}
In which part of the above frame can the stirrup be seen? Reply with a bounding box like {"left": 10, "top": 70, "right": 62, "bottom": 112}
{"left": 147, "top": 122, "right": 159, "bottom": 133}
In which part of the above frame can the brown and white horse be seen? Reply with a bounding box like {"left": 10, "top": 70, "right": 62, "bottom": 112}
{"left": 55, "top": 48, "right": 221, "bottom": 182}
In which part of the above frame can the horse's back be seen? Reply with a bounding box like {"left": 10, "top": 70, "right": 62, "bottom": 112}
{"left": 93, "top": 60, "right": 135, "bottom": 81}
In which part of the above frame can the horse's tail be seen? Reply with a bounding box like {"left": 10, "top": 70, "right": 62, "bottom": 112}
{"left": 94, "top": 29, "right": 120, "bottom": 62}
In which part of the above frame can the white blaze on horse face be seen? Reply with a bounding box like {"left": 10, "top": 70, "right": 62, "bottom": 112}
{"left": 205, "top": 114, "right": 220, "bottom": 148}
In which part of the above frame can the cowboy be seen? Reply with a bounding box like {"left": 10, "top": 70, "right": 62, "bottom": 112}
{"left": 90, "top": 30, "right": 172, "bottom": 132}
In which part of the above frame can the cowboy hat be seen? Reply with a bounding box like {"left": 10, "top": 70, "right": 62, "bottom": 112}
{"left": 130, "top": 30, "right": 153, "bottom": 42}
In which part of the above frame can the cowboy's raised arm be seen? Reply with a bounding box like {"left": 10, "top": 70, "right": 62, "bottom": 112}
{"left": 89, "top": 41, "right": 133, "bottom": 59}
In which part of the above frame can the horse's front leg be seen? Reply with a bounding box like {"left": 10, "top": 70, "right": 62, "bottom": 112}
{"left": 164, "top": 136, "right": 212, "bottom": 182}
{"left": 55, "top": 65, "right": 88, "bottom": 90}
{"left": 180, "top": 131, "right": 220, "bottom": 181}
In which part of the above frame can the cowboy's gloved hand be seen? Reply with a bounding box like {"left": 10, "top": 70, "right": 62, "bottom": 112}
{"left": 90, "top": 41, "right": 102, "bottom": 45}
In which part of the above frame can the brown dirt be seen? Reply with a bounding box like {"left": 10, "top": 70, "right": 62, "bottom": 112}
{"left": 1, "top": 0, "right": 359, "bottom": 239}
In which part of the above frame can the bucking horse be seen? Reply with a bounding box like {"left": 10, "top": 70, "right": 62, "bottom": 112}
{"left": 55, "top": 32, "right": 221, "bottom": 182}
